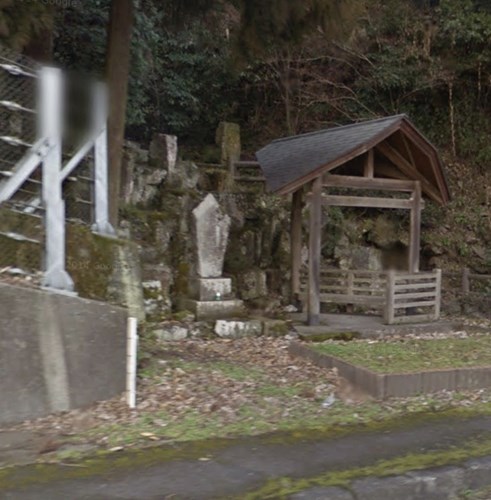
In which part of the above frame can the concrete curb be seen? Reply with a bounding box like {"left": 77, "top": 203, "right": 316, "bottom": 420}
{"left": 290, "top": 456, "right": 491, "bottom": 499}
{"left": 289, "top": 340, "right": 491, "bottom": 399}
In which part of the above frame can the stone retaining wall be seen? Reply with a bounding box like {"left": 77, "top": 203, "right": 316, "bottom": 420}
{"left": 289, "top": 341, "right": 491, "bottom": 399}
{"left": 291, "top": 456, "right": 491, "bottom": 499}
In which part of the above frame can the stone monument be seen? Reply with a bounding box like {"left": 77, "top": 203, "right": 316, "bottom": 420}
{"left": 183, "top": 194, "right": 244, "bottom": 320}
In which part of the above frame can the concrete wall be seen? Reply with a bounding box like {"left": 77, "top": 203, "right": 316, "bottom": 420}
{"left": 0, "top": 282, "right": 127, "bottom": 425}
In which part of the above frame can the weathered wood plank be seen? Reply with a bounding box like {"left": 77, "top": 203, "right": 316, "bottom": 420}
{"left": 322, "top": 195, "right": 413, "bottom": 209}
{"left": 393, "top": 300, "right": 437, "bottom": 308}
{"left": 376, "top": 141, "right": 443, "bottom": 203}
{"left": 393, "top": 272, "right": 436, "bottom": 281}
{"left": 364, "top": 149, "right": 374, "bottom": 178}
{"left": 393, "top": 282, "right": 437, "bottom": 291}
{"left": 324, "top": 174, "right": 417, "bottom": 191}
{"left": 409, "top": 181, "right": 422, "bottom": 273}
{"left": 401, "top": 132, "right": 416, "bottom": 167}
{"left": 434, "top": 268, "right": 442, "bottom": 320}
{"left": 384, "top": 270, "right": 396, "bottom": 324}
{"left": 290, "top": 189, "right": 303, "bottom": 300}
{"left": 308, "top": 177, "right": 322, "bottom": 326}
{"left": 393, "top": 291, "right": 437, "bottom": 300}
{"left": 318, "top": 294, "right": 385, "bottom": 305}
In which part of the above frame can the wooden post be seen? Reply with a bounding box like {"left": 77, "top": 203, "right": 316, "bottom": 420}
{"left": 290, "top": 189, "right": 303, "bottom": 302}
{"left": 364, "top": 149, "right": 374, "bottom": 178}
{"left": 409, "top": 181, "right": 422, "bottom": 273}
{"left": 308, "top": 177, "right": 322, "bottom": 326}
{"left": 384, "top": 270, "right": 396, "bottom": 324}
{"left": 461, "top": 267, "right": 470, "bottom": 315}
{"left": 346, "top": 271, "right": 354, "bottom": 313}
{"left": 434, "top": 268, "right": 442, "bottom": 320}
{"left": 462, "top": 267, "right": 470, "bottom": 294}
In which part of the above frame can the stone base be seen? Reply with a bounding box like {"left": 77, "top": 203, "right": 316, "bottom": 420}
{"left": 181, "top": 299, "right": 245, "bottom": 321}
{"left": 190, "top": 277, "right": 232, "bottom": 301}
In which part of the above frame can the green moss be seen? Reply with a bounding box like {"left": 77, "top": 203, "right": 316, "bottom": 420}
{"left": 143, "top": 285, "right": 162, "bottom": 300}
{"left": 0, "top": 233, "right": 41, "bottom": 271}
{"left": 66, "top": 224, "right": 123, "bottom": 301}
{"left": 312, "top": 335, "right": 491, "bottom": 374}
{"left": 263, "top": 321, "right": 290, "bottom": 337}
{"left": 174, "top": 262, "right": 190, "bottom": 297}
{"left": 299, "top": 331, "right": 361, "bottom": 342}
{"left": 2, "top": 408, "right": 491, "bottom": 492}
{"left": 0, "top": 208, "right": 42, "bottom": 240}
{"left": 240, "top": 437, "right": 491, "bottom": 499}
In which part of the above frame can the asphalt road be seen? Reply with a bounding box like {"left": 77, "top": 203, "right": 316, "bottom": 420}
{"left": 3, "top": 414, "right": 491, "bottom": 499}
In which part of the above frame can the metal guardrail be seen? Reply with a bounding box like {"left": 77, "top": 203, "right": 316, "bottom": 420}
{"left": 0, "top": 44, "right": 113, "bottom": 293}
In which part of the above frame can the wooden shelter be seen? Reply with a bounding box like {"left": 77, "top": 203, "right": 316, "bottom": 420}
{"left": 256, "top": 115, "right": 450, "bottom": 326}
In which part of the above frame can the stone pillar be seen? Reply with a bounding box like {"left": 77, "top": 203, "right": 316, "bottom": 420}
{"left": 182, "top": 194, "right": 244, "bottom": 320}
{"left": 149, "top": 133, "right": 178, "bottom": 180}
{"left": 216, "top": 122, "right": 241, "bottom": 165}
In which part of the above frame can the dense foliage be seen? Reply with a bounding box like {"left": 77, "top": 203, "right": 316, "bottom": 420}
{"left": 1, "top": 0, "right": 490, "bottom": 162}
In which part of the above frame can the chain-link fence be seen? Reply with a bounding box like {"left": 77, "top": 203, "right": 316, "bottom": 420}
{"left": 0, "top": 44, "right": 108, "bottom": 291}
{"left": 0, "top": 45, "right": 44, "bottom": 281}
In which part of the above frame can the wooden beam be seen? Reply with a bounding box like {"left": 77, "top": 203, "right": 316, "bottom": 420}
{"left": 401, "top": 133, "right": 416, "bottom": 167}
{"left": 290, "top": 189, "right": 303, "bottom": 300}
{"left": 324, "top": 175, "right": 416, "bottom": 192}
{"left": 364, "top": 149, "right": 374, "bottom": 178}
{"left": 321, "top": 195, "right": 414, "bottom": 210}
{"left": 308, "top": 177, "right": 322, "bottom": 326}
{"left": 400, "top": 122, "right": 450, "bottom": 205}
{"left": 376, "top": 141, "right": 443, "bottom": 204}
{"left": 374, "top": 163, "right": 411, "bottom": 181}
{"left": 408, "top": 181, "right": 422, "bottom": 273}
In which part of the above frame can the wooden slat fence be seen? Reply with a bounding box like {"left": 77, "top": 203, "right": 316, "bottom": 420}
{"left": 384, "top": 269, "right": 441, "bottom": 324}
{"left": 300, "top": 269, "right": 387, "bottom": 309}
{"left": 300, "top": 268, "right": 442, "bottom": 325}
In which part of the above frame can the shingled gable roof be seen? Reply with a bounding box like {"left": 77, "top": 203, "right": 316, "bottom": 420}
{"left": 255, "top": 115, "right": 450, "bottom": 205}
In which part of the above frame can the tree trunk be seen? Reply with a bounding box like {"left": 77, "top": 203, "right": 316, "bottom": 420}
{"left": 23, "top": 6, "right": 55, "bottom": 63}
{"left": 106, "top": 0, "right": 134, "bottom": 227}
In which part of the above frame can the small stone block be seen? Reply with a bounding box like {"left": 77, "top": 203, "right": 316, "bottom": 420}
{"left": 182, "top": 299, "right": 245, "bottom": 321}
{"left": 215, "top": 320, "right": 262, "bottom": 339}
{"left": 190, "top": 278, "right": 232, "bottom": 301}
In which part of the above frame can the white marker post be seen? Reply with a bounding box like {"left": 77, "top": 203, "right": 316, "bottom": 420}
{"left": 126, "top": 317, "right": 138, "bottom": 409}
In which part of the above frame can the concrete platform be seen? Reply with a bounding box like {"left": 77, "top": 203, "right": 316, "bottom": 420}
{"left": 291, "top": 313, "right": 460, "bottom": 339}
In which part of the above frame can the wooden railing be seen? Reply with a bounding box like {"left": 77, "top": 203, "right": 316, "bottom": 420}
{"left": 300, "top": 269, "right": 386, "bottom": 308}
{"left": 300, "top": 268, "right": 442, "bottom": 325}
{"left": 384, "top": 269, "right": 441, "bottom": 324}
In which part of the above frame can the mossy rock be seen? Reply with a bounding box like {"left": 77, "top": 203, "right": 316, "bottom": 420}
{"left": 66, "top": 224, "right": 124, "bottom": 301}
